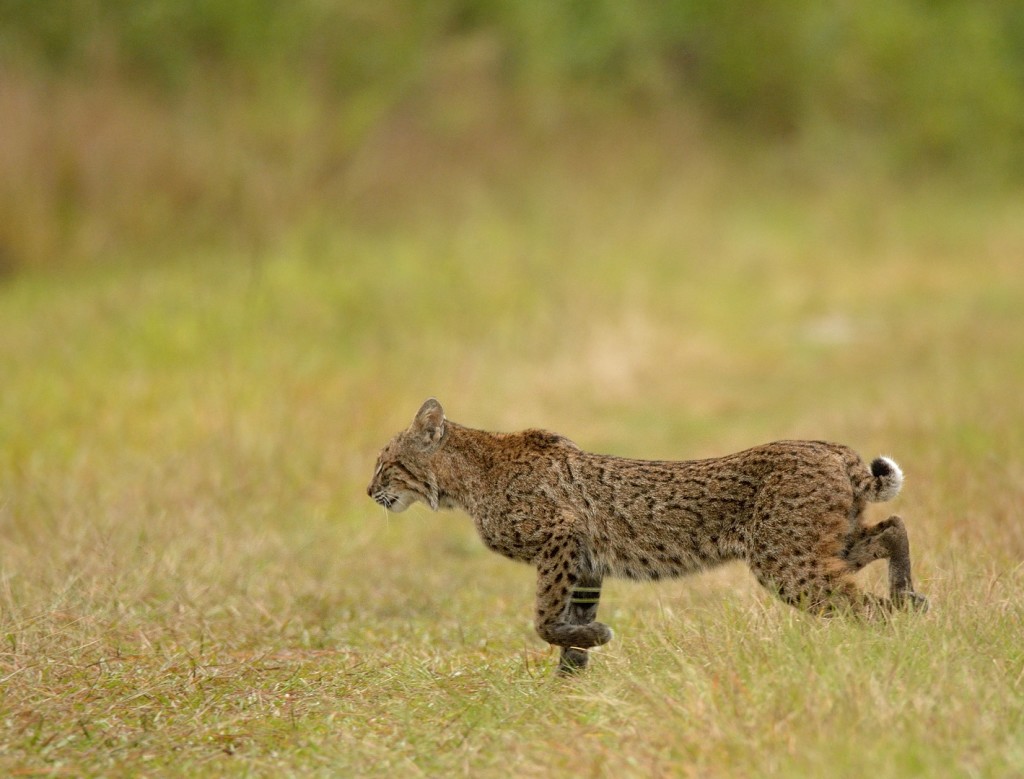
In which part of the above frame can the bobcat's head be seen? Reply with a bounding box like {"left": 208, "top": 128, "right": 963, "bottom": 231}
{"left": 367, "top": 398, "right": 447, "bottom": 512}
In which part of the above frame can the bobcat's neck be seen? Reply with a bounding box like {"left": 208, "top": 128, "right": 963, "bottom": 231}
{"left": 433, "top": 422, "right": 509, "bottom": 514}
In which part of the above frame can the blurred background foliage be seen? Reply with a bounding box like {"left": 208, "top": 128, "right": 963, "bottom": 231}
{"left": 1, "top": 0, "right": 1023, "bottom": 274}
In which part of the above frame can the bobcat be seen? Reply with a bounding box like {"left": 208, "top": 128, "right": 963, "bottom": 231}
{"left": 367, "top": 399, "right": 927, "bottom": 671}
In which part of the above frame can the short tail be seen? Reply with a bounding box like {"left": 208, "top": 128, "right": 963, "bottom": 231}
{"left": 866, "top": 455, "right": 904, "bottom": 502}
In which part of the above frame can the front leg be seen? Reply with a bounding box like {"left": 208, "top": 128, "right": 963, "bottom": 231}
{"left": 558, "top": 577, "right": 604, "bottom": 674}
{"left": 534, "top": 535, "right": 612, "bottom": 658}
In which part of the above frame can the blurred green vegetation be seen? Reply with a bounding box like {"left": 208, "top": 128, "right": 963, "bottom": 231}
{"left": 1, "top": 0, "right": 1023, "bottom": 273}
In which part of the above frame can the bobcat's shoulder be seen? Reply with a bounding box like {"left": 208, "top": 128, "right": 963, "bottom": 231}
{"left": 520, "top": 428, "right": 578, "bottom": 451}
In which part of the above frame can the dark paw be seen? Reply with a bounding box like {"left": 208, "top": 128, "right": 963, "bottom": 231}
{"left": 906, "top": 592, "right": 929, "bottom": 612}
{"left": 590, "top": 621, "right": 614, "bottom": 646}
{"left": 895, "top": 591, "right": 929, "bottom": 612}
{"left": 539, "top": 620, "right": 614, "bottom": 649}
{"left": 558, "top": 647, "right": 590, "bottom": 675}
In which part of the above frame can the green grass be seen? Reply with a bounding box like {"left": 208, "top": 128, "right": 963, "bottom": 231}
{"left": 2, "top": 163, "right": 1023, "bottom": 776}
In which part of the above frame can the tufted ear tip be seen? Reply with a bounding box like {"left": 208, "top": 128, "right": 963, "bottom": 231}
{"left": 416, "top": 397, "right": 443, "bottom": 418}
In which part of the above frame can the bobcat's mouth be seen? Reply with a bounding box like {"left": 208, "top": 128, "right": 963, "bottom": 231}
{"left": 372, "top": 492, "right": 395, "bottom": 509}
{"left": 371, "top": 490, "right": 410, "bottom": 512}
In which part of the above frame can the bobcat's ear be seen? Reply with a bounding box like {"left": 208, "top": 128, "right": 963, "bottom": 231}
{"left": 412, "top": 398, "right": 446, "bottom": 449}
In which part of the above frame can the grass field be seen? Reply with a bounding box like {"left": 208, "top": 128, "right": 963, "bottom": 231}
{"left": 2, "top": 157, "right": 1023, "bottom": 776}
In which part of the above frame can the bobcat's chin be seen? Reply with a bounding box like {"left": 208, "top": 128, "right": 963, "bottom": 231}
{"left": 386, "top": 495, "right": 415, "bottom": 513}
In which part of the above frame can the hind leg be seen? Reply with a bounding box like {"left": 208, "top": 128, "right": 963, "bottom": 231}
{"left": 749, "top": 551, "right": 869, "bottom": 616}
{"left": 843, "top": 515, "right": 928, "bottom": 611}
{"left": 746, "top": 498, "right": 870, "bottom": 615}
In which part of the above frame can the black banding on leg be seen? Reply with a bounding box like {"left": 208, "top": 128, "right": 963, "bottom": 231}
{"left": 559, "top": 585, "right": 604, "bottom": 674}
{"left": 570, "top": 586, "right": 602, "bottom": 605}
